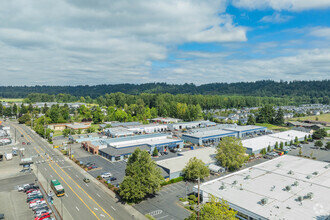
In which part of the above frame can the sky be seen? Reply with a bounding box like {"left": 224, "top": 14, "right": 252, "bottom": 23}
{"left": 0, "top": 0, "right": 330, "bottom": 86}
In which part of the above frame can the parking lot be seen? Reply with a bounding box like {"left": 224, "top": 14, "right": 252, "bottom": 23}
{"left": 77, "top": 155, "right": 126, "bottom": 185}
{"left": 288, "top": 138, "right": 330, "bottom": 162}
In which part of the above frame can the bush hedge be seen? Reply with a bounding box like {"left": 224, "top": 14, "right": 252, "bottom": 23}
{"left": 161, "top": 176, "right": 184, "bottom": 186}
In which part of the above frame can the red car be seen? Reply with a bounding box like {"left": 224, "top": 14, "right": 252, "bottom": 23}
{"left": 22, "top": 142, "right": 26, "bottom": 145}
{"left": 34, "top": 213, "right": 50, "bottom": 220}
{"left": 26, "top": 189, "right": 39, "bottom": 194}
{"left": 29, "top": 198, "right": 44, "bottom": 204}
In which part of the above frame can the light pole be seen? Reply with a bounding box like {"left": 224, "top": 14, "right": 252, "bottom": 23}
{"left": 61, "top": 197, "right": 63, "bottom": 220}
{"left": 197, "top": 177, "right": 200, "bottom": 220}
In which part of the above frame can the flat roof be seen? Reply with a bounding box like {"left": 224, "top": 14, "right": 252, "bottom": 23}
{"left": 99, "top": 144, "right": 150, "bottom": 156}
{"left": 111, "top": 137, "right": 182, "bottom": 148}
{"left": 196, "top": 155, "right": 330, "bottom": 220}
{"left": 156, "top": 147, "right": 217, "bottom": 173}
{"left": 268, "top": 130, "right": 309, "bottom": 141}
{"left": 107, "top": 127, "right": 134, "bottom": 136}
{"left": 223, "top": 125, "right": 267, "bottom": 132}
{"left": 183, "top": 129, "right": 236, "bottom": 139}
{"left": 242, "top": 135, "right": 285, "bottom": 151}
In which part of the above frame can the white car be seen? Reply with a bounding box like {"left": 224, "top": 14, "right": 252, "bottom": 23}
{"left": 30, "top": 200, "right": 46, "bottom": 208}
{"left": 17, "top": 184, "right": 30, "bottom": 192}
{"left": 101, "top": 173, "right": 112, "bottom": 178}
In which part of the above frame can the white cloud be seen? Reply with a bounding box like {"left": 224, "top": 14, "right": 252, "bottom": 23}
{"left": 260, "top": 13, "right": 293, "bottom": 23}
{"left": 231, "top": 0, "right": 330, "bottom": 11}
{"left": 310, "top": 27, "right": 330, "bottom": 39}
{"left": 153, "top": 48, "right": 330, "bottom": 84}
{"left": 0, "top": 0, "right": 248, "bottom": 85}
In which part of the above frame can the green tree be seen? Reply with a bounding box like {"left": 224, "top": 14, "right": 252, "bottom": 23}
{"left": 298, "top": 148, "right": 302, "bottom": 156}
{"left": 326, "top": 142, "right": 330, "bottom": 150}
{"left": 119, "top": 148, "right": 163, "bottom": 202}
{"left": 314, "top": 140, "right": 323, "bottom": 148}
{"left": 247, "top": 114, "right": 256, "bottom": 125}
{"left": 280, "top": 142, "right": 284, "bottom": 150}
{"left": 256, "top": 105, "right": 275, "bottom": 124}
{"left": 216, "top": 137, "right": 248, "bottom": 171}
{"left": 312, "top": 129, "right": 327, "bottom": 139}
{"left": 294, "top": 136, "right": 299, "bottom": 144}
{"left": 92, "top": 107, "right": 104, "bottom": 124}
{"left": 274, "top": 108, "right": 284, "bottom": 125}
{"left": 18, "top": 113, "right": 31, "bottom": 124}
{"left": 77, "top": 128, "right": 82, "bottom": 134}
{"left": 152, "top": 147, "right": 159, "bottom": 157}
{"left": 62, "top": 128, "right": 70, "bottom": 137}
{"left": 267, "top": 145, "right": 271, "bottom": 152}
{"left": 260, "top": 148, "right": 267, "bottom": 155}
{"left": 274, "top": 142, "right": 279, "bottom": 149}
{"left": 182, "top": 157, "right": 210, "bottom": 181}
{"left": 185, "top": 195, "right": 237, "bottom": 220}
{"left": 86, "top": 127, "right": 95, "bottom": 133}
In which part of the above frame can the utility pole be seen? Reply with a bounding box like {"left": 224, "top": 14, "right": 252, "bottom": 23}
{"left": 197, "top": 177, "right": 200, "bottom": 220}
{"left": 61, "top": 197, "right": 63, "bottom": 220}
{"left": 15, "top": 128, "right": 16, "bottom": 143}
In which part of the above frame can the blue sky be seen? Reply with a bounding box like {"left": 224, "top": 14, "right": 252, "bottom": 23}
{"left": 0, "top": 0, "right": 329, "bottom": 85}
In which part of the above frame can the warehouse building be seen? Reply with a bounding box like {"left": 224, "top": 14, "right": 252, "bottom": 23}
{"left": 242, "top": 130, "right": 309, "bottom": 155}
{"left": 182, "top": 129, "right": 237, "bottom": 146}
{"left": 156, "top": 147, "right": 217, "bottom": 180}
{"left": 168, "top": 120, "right": 215, "bottom": 131}
{"left": 98, "top": 134, "right": 183, "bottom": 161}
{"left": 126, "top": 123, "right": 168, "bottom": 134}
{"left": 182, "top": 125, "right": 267, "bottom": 146}
{"left": 194, "top": 155, "right": 330, "bottom": 220}
{"left": 150, "top": 117, "right": 182, "bottom": 124}
{"left": 104, "top": 127, "right": 134, "bottom": 138}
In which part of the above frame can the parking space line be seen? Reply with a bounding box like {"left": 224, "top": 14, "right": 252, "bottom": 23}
{"left": 76, "top": 206, "right": 80, "bottom": 211}
{"left": 96, "top": 193, "right": 101, "bottom": 197}
{"left": 111, "top": 206, "right": 116, "bottom": 211}
{"left": 158, "top": 215, "right": 169, "bottom": 220}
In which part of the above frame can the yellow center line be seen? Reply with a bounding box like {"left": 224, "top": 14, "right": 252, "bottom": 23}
{"left": 13, "top": 125, "right": 101, "bottom": 220}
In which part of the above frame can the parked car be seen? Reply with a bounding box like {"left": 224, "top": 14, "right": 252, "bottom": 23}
{"left": 21, "top": 134, "right": 24, "bottom": 137}
{"left": 24, "top": 185, "right": 39, "bottom": 192}
{"left": 22, "top": 142, "right": 26, "bottom": 145}
{"left": 32, "top": 204, "right": 48, "bottom": 211}
{"left": 17, "top": 184, "right": 30, "bottom": 192}
{"left": 109, "top": 177, "right": 117, "bottom": 181}
{"left": 35, "top": 209, "right": 52, "bottom": 218}
{"left": 30, "top": 200, "right": 46, "bottom": 208}
{"left": 163, "top": 151, "right": 168, "bottom": 155}
{"left": 34, "top": 212, "right": 50, "bottom": 220}
{"left": 101, "top": 173, "right": 112, "bottom": 178}
{"left": 27, "top": 195, "right": 43, "bottom": 202}
{"left": 26, "top": 189, "right": 40, "bottom": 194}
{"left": 88, "top": 165, "right": 98, "bottom": 169}
{"left": 83, "top": 178, "right": 90, "bottom": 183}
{"left": 27, "top": 142, "right": 31, "bottom": 145}
{"left": 0, "top": 213, "right": 4, "bottom": 219}
{"left": 29, "top": 198, "right": 44, "bottom": 205}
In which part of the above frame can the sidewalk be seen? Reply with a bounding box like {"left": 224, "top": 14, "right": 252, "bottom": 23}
{"left": 31, "top": 163, "right": 73, "bottom": 220}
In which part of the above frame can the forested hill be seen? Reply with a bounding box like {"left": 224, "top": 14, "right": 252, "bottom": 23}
{"left": 0, "top": 80, "right": 329, "bottom": 98}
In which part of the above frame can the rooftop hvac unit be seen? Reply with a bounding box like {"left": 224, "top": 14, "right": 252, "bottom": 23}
{"left": 245, "top": 175, "right": 250, "bottom": 180}
{"left": 288, "top": 170, "right": 294, "bottom": 175}
{"left": 306, "top": 175, "right": 312, "bottom": 179}
{"left": 297, "top": 196, "right": 303, "bottom": 202}
{"left": 260, "top": 198, "right": 268, "bottom": 205}
{"left": 270, "top": 185, "right": 276, "bottom": 191}
{"left": 306, "top": 192, "right": 314, "bottom": 200}
{"left": 285, "top": 185, "right": 292, "bottom": 191}
{"left": 313, "top": 171, "right": 319, "bottom": 175}
{"left": 219, "top": 183, "right": 226, "bottom": 190}
{"left": 232, "top": 180, "right": 238, "bottom": 185}
{"left": 293, "top": 181, "right": 299, "bottom": 186}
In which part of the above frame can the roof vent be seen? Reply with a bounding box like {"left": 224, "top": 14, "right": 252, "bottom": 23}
{"left": 288, "top": 170, "right": 294, "bottom": 175}
{"left": 293, "top": 181, "right": 299, "bottom": 186}
{"left": 260, "top": 198, "right": 268, "bottom": 205}
{"left": 313, "top": 171, "right": 319, "bottom": 175}
{"left": 270, "top": 185, "right": 276, "bottom": 191}
{"left": 245, "top": 175, "right": 250, "bottom": 180}
{"left": 219, "top": 183, "right": 226, "bottom": 190}
{"left": 306, "top": 175, "right": 312, "bottom": 179}
{"left": 297, "top": 196, "right": 303, "bottom": 202}
{"left": 232, "top": 180, "right": 238, "bottom": 185}
{"left": 276, "top": 163, "right": 282, "bottom": 168}
{"left": 285, "top": 185, "right": 292, "bottom": 191}
{"left": 305, "top": 192, "right": 314, "bottom": 200}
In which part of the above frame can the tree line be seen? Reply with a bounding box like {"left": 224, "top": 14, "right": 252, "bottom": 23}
{"left": 0, "top": 80, "right": 329, "bottom": 104}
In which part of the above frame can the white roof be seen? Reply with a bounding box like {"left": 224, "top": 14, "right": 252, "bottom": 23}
{"left": 196, "top": 155, "right": 330, "bottom": 220}
{"left": 110, "top": 136, "right": 181, "bottom": 148}
{"left": 242, "top": 135, "right": 284, "bottom": 151}
{"left": 184, "top": 129, "right": 236, "bottom": 138}
{"left": 157, "top": 147, "right": 217, "bottom": 173}
{"left": 269, "top": 130, "right": 309, "bottom": 141}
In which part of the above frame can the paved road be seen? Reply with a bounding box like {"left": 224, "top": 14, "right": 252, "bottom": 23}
{"left": 7, "top": 122, "right": 139, "bottom": 220}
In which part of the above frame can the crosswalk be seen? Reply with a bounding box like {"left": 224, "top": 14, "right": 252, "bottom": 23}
{"left": 35, "top": 159, "right": 65, "bottom": 164}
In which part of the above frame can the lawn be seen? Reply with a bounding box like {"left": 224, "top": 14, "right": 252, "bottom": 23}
{"left": 0, "top": 98, "right": 24, "bottom": 102}
{"left": 53, "top": 130, "right": 63, "bottom": 137}
{"left": 255, "top": 123, "right": 290, "bottom": 131}
{"left": 289, "top": 113, "right": 330, "bottom": 123}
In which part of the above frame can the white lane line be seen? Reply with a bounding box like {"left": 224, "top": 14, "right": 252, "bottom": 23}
{"left": 158, "top": 215, "right": 169, "bottom": 220}
{"left": 50, "top": 175, "right": 53, "bottom": 178}
{"left": 75, "top": 175, "right": 79, "bottom": 178}
{"left": 65, "top": 194, "right": 68, "bottom": 197}
{"left": 85, "top": 183, "right": 89, "bottom": 187}
{"left": 96, "top": 193, "right": 101, "bottom": 198}
{"left": 68, "top": 168, "right": 71, "bottom": 171}
{"left": 76, "top": 206, "right": 79, "bottom": 211}
{"left": 44, "top": 167, "right": 47, "bottom": 171}
{"left": 111, "top": 206, "right": 116, "bottom": 211}
{"left": 94, "top": 207, "right": 98, "bottom": 210}
{"left": 100, "top": 214, "right": 105, "bottom": 217}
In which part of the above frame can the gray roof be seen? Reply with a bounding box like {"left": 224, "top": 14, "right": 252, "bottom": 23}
{"left": 99, "top": 144, "right": 150, "bottom": 156}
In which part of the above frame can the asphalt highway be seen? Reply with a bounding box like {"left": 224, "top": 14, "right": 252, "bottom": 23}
{"left": 8, "top": 122, "right": 136, "bottom": 220}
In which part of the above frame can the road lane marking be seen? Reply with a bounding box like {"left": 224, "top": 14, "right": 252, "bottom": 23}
{"left": 14, "top": 125, "right": 101, "bottom": 220}
{"left": 50, "top": 175, "right": 53, "bottom": 178}
{"left": 96, "top": 193, "right": 101, "bottom": 198}
{"left": 149, "top": 210, "right": 162, "bottom": 216}
{"left": 158, "top": 215, "right": 169, "bottom": 220}
{"left": 100, "top": 214, "right": 105, "bottom": 217}
{"left": 111, "top": 206, "right": 116, "bottom": 211}
{"left": 94, "top": 207, "right": 98, "bottom": 210}
{"left": 65, "top": 194, "right": 68, "bottom": 197}
{"left": 44, "top": 167, "right": 47, "bottom": 171}
{"left": 76, "top": 206, "right": 79, "bottom": 211}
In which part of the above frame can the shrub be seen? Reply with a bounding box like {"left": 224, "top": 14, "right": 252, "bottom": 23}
{"left": 97, "top": 176, "right": 102, "bottom": 180}
{"left": 189, "top": 206, "right": 195, "bottom": 210}
{"left": 145, "top": 214, "right": 156, "bottom": 220}
{"left": 189, "top": 194, "right": 196, "bottom": 201}
{"left": 161, "top": 176, "right": 184, "bottom": 186}
{"left": 189, "top": 200, "right": 195, "bottom": 205}
{"left": 108, "top": 183, "right": 114, "bottom": 189}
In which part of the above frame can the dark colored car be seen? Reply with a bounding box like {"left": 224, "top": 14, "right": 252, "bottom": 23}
{"left": 163, "top": 151, "right": 168, "bottom": 155}
{"left": 27, "top": 195, "right": 43, "bottom": 202}
{"left": 27, "top": 142, "right": 31, "bottom": 145}
{"left": 24, "top": 185, "right": 39, "bottom": 192}
{"left": 21, "top": 134, "right": 24, "bottom": 137}
{"left": 0, "top": 213, "right": 4, "bottom": 219}
{"left": 110, "top": 177, "right": 117, "bottom": 181}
